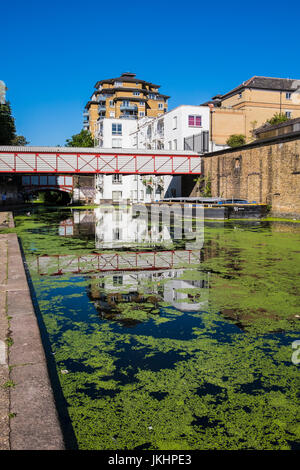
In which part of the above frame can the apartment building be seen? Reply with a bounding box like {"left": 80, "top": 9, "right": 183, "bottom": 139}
{"left": 83, "top": 72, "right": 169, "bottom": 137}
{"left": 202, "top": 76, "right": 300, "bottom": 146}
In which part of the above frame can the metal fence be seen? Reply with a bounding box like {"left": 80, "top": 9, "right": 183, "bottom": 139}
{"left": 184, "top": 131, "right": 209, "bottom": 153}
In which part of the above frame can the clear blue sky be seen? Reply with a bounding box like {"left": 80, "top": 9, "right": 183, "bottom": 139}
{"left": 1, "top": 0, "right": 300, "bottom": 146}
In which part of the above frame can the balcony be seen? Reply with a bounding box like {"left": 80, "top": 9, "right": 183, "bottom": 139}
{"left": 120, "top": 104, "right": 138, "bottom": 111}
{"left": 120, "top": 114, "right": 138, "bottom": 120}
{"left": 98, "top": 105, "right": 106, "bottom": 112}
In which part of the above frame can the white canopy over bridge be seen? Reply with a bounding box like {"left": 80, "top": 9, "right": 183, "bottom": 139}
{"left": 0, "top": 146, "right": 201, "bottom": 175}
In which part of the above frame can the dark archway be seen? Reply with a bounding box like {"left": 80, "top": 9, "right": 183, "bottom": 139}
{"left": 28, "top": 189, "right": 71, "bottom": 205}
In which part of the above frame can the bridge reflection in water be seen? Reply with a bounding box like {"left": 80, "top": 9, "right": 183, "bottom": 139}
{"left": 27, "top": 204, "right": 210, "bottom": 314}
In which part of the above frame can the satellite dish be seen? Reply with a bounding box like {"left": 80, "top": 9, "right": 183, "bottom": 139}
{"left": 0, "top": 80, "right": 7, "bottom": 104}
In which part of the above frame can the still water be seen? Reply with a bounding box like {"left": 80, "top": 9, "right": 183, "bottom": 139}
{"left": 15, "top": 205, "right": 300, "bottom": 450}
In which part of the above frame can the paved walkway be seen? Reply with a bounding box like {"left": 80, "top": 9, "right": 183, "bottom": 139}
{"left": 0, "top": 233, "right": 10, "bottom": 450}
{"left": 0, "top": 212, "right": 64, "bottom": 450}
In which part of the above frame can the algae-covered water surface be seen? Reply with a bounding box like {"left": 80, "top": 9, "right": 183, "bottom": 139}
{"left": 13, "top": 206, "right": 300, "bottom": 450}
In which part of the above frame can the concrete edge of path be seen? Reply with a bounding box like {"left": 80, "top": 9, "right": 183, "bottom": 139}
{"left": 6, "top": 230, "right": 65, "bottom": 450}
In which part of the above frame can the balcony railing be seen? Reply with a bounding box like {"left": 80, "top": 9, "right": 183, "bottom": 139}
{"left": 120, "top": 104, "right": 138, "bottom": 111}
{"left": 98, "top": 105, "right": 106, "bottom": 112}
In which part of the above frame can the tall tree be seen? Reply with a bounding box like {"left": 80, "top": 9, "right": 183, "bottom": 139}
{"left": 0, "top": 102, "right": 16, "bottom": 144}
{"left": 65, "top": 130, "right": 94, "bottom": 147}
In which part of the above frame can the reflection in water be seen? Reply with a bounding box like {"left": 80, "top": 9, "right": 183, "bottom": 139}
{"left": 15, "top": 207, "right": 300, "bottom": 450}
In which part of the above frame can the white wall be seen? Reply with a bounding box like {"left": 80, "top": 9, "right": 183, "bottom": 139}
{"left": 97, "top": 118, "right": 137, "bottom": 148}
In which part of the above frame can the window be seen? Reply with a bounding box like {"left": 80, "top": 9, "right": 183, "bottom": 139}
{"left": 168, "top": 141, "right": 172, "bottom": 150}
{"left": 109, "top": 100, "right": 114, "bottom": 107}
{"left": 114, "top": 81, "right": 123, "bottom": 87}
{"left": 188, "top": 115, "right": 202, "bottom": 127}
{"left": 112, "top": 138, "right": 122, "bottom": 148}
{"left": 113, "top": 275, "right": 123, "bottom": 285}
{"left": 133, "top": 91, "right": 140, "bottom": 96}
{"left": 149, "top": 93, "right": 155, "bottom": 99}
{"left": 238, "top": 92, "right": 242, "bottom": 99}
{"left": 112, "top": 123, "right": 122, "bottom": 135}
{"left": 285, "top": 111, "right": 292, "bottom": 118}
{"left": 112, "top": 174, "right": 122, "bottom": 184}
{"left": 112, "top": 191, "right": 122, "bottom": 201}
{"left": 139, "top": 102, "right": 144, "bottom": 107}
{"left": 139, "top": 112, "right": 145, "bottom": 117}
{"left": 286, "top": 92, "right": 292, "bottom": 100}
{"left": 173, "top": 116, "right": 177, "bottom": 129}
{"left": 173, "top": 139, "right": 177, "bottom": 150}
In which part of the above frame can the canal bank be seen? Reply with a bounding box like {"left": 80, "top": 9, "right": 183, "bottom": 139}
{"left": 0, "top": 211, "right": 64, "bottom": 450}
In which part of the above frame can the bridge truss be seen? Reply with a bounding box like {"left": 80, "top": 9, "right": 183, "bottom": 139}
{"left": 0, "top": 147, "right": 201, "bottom": 175}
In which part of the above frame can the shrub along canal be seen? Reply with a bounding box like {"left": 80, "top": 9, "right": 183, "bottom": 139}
{"left": 12, "top": 205, "right": 300, "bottom": 450}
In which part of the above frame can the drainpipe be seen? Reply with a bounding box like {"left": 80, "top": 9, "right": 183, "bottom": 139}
{"left": 208, "top": 104, "right": 214, "bottom": 151}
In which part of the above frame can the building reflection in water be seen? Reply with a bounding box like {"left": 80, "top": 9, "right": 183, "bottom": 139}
{"left": 44, "top": 205, "right": 209, "bottom": 325}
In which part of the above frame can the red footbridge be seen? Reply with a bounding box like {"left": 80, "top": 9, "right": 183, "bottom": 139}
{"left": 0, "top": 146, "right": 201, "bottom": 175}
{"left": 27, "top": 250, "right": 201, "bottom": 276}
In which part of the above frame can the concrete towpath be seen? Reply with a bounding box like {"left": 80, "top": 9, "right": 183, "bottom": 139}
{"left": 0, "top": 211, "right": 65, "bottom": 450}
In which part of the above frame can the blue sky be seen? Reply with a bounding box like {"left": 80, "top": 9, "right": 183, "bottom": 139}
{"left": 1, "top": 0, "right": 300, "bottom": 146}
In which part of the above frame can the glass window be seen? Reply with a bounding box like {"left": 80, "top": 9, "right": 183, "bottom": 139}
{"left": 112, "top": 191, "right": 122, "bottom": 201}
{"left": 158, "top": 103, "right": 163, "bottom": 109}
{"left": 188, "top": 115, "right": 202, "bottom": 127}
{"left": 173, "top": 116, "right": 177, "bottom": 129}
{"left": 109, "top": 100, "right": 114, "bottom": 107}
{"left": 133, "top": 91, "right": 140, "bottom": 96}
{"left": 285, "top": 111, "right": 292, "bottom": 118}
{"left": 286, "top": 92, "right": 292, "bottom": 100}
{"left": 112, "top": 174, "right": 122, "bottom": 184}
{"left": 112, "top": 138, "right": 122, "bottom": 148}
{"left": 112, "top": 123, "right": 122, "bottom": 135}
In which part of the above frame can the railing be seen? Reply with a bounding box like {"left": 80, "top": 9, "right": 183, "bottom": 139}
{"left": 120, "top": 104, "right": 138, "bottom": 111}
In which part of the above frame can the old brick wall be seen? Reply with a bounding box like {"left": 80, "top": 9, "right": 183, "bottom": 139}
{"left": 202, "top": 133, "right": 300, "bottom": 218}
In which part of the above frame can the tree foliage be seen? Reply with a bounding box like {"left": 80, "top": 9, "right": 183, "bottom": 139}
{"left": 267, "top": 113, "right": 290, "bottom": 126}
{"left": 0, "top": 102, "right": 16, "bottom": 144}
{"left": 66, "top": 130, "right": 94, "bottom": 147}
{"left": 226, "top": 134, "right": 246, "bottom": 148}
{"left": 0, "top": 102, "right": 29, "bottom": 145}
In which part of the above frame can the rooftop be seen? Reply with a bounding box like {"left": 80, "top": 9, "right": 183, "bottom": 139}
{"left": 213, "top": 76, "right": 300, "bottom": 102}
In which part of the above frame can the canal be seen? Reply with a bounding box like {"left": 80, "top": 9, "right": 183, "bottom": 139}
{"left": 14, "top": 205, "right": 300, "bottom": 450}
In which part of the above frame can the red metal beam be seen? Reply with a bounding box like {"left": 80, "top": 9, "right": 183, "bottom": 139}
{"left": 0, "top": 149, "right": 201, "bottom": 174}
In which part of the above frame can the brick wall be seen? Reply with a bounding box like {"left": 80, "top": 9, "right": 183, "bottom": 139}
{"left": 202, "top": 132, "right": 300, "bottom": 218}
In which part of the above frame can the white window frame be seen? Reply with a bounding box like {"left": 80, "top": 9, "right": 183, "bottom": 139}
{"left": 112, "top": 123, "right": 122, "bottom": 135}
{"left": 112, "top": 174, "right": 122, "bottom": 184}
{"left": 112, "top": 138, "right": 122, "bottom": 148}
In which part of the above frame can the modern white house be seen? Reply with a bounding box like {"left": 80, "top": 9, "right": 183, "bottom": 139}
{"left": 90, "top": 105, "right": 223, "bottom": 204}
{"left": 131, "top": 105, "right": 210, "bottom": 152}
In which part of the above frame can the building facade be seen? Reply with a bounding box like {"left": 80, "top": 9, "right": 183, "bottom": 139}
{"left": 83, "top": 72, "right": 169, "bottom": 137}
{"left": 202, "top": 76, "right": 300, "bottom": 146}
{"left": 131, "top": 105, "right": 212, "bottom": 152}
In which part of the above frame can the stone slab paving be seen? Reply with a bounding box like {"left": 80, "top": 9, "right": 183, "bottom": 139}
{"left": 0, "top": 234, "right": 10, "bottom": 450}
{"left": 0, "top": 212, "right": 65, "bottom": 450}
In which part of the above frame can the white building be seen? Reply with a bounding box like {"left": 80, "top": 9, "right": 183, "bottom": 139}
{"left": 91, "top": 105, "right": 217, "bottom": 204}
{"left": 131, "top": 105, "right": 210, "bottom": 152}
